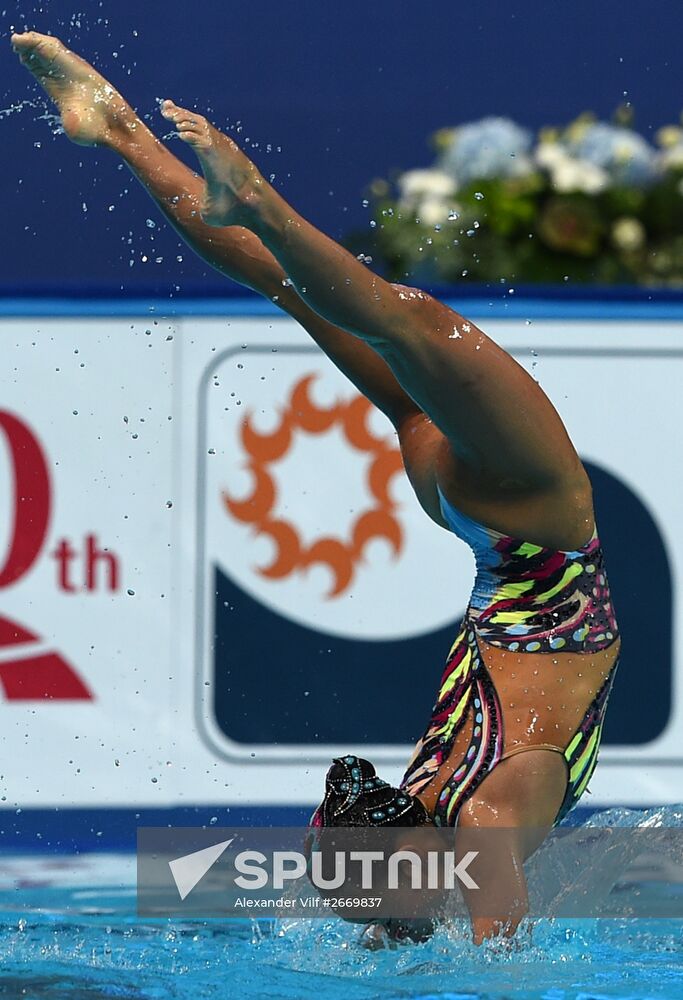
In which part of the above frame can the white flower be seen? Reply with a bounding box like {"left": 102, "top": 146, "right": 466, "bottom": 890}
{"left": 535, "top": 142, "right": 568, "bottom": 171}
{"left": 396, "top": 170, "right": 459, "bottom": 224}
{"left": 416, "top": 197, "right": 452, "bottom": 226}
{"left": 655, "top": 126, "right": 683, "bottom": 149}
{"left": 611, "top": 217, "right": 646, "bottom": 252}
{"left": 659, "top": 143, "right": 683, "bottom": 171}
{"left": 552, "top": 158, "right": 609, "bottom": 194}
{"left": 397, "top": 169, "right": 457, "bottom": 201}
{"left": 536, "top": 142, "right": 609, "bottom": 193}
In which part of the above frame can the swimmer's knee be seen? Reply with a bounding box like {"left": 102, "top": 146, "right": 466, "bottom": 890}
{"left": 460, "top": 750, "right": 567, "bottom": 829}
{"left": 388, "top": 282, "right": 446, "bottom": 332}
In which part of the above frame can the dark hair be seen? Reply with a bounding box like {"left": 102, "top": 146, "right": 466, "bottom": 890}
{"left": 310, "top": 755, "right": 430, "bottom": 828}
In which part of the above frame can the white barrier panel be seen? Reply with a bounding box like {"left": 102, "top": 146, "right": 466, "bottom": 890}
{"left": 0, "top": 313, "right": 680, "bottom": 812}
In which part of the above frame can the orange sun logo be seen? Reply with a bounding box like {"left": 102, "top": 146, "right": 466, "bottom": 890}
{"left": 222, "top": 375, "right": 405, "bottom": 599}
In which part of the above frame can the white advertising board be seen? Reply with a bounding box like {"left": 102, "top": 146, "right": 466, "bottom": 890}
{"left": 0, "top": 311, "right": 680, "bottom": 813}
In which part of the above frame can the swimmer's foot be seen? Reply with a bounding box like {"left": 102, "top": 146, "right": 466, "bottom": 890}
{"left": 10, "top": 31, "right": 135, "bottom": 147}
{"left": 160, "top": 100, "right": 263, "bottom": 227}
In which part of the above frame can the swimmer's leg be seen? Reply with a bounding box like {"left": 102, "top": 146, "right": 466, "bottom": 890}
{"left": 456, "top": 749, "right": 566, "bottom": 945}
{"left": 158, "top": 101, "right": 591, "bottom": 527}
{"left": 10, "top": 31, "right": 420, "bottom": 432}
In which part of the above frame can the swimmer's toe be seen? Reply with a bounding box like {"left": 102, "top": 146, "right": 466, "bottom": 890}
{"left": 10, "top": 30, "right": 40, "bottom": 52}
{"left": 161, "top": 101, "right": 211, "bottom": 147}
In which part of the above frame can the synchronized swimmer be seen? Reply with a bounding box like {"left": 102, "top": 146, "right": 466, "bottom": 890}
{"left": 12, "top": 31, "right": 620, "bottom": 944}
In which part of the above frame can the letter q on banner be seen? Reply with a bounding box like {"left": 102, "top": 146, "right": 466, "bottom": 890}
{"left": 0, "top": 410, "right": 92, "bottom": 701}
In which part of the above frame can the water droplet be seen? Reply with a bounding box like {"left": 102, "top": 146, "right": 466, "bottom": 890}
{"left": 127, "top": 589, "right": 135, "bottom": 596}
{"left": 146, "top": 219, "right": 157, "bottom": 228}
{"left": 474, "top": 192, "right": 484, "bottom": 200}
{"left": 208, "top": 448, "right": 216, "bottom": 455}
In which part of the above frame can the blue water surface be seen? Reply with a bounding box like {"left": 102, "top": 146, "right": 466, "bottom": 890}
{"left": 1, "top": 808, "right": 683, "bottom": 1000}
{"left": 2, "top": 902, "right": 681, "bottom": 1000}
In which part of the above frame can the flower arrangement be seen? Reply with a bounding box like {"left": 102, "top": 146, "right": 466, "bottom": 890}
{"left": 351, "top": 111, "right": 683, "bottom": 286}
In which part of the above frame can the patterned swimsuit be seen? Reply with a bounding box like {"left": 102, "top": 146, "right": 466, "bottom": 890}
{"left": 400, "top": 489, "right": 620, "bottom": 827}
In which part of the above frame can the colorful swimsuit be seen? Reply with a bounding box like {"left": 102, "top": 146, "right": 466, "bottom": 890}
{"left": 400, "top": 488, "right": 620, "bottom": 827}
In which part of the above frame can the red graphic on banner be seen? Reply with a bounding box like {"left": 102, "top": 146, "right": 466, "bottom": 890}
{"left": 0, "top": 614, "right": 91, "bottom": 700}
{"left": 222, "top": 375, "right": 404, "bottom": 598}
{"left": 0, "top": 411, "right": 93, "bottom": 701}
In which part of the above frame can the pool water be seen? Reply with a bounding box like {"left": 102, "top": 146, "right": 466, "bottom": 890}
{"left": 2, "top": 808, "right": 683, "bottom": 1000}
{"left": 2, "top": 899, "right": 682, "bottom": 1000}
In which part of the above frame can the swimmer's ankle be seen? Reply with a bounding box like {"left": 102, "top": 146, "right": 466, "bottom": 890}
{"left": 247, "top": 185, "right": 299, "bottom": 246}
{"left": 100, "top": 104, "right": 146, "bottom": 153}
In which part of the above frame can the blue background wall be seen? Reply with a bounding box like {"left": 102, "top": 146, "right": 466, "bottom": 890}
{"left": 3, "top": 0, "right": 683, "bottom": 295}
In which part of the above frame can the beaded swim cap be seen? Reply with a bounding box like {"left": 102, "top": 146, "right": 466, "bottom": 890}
{"left": 309, "top": 755, "right": 430, "bottom": 828}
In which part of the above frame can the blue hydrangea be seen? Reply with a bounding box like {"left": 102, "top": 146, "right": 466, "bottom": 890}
{"left": 438, "top": 117, "right": 533, "bottom": 184}
{"left": 567, "top": 123, "right": 659, "bottom": 187}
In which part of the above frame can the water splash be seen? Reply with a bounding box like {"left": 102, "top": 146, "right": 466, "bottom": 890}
{"left": 1, "top": 808, "right": 682, "bottom": 1000}
{"left": 0, "top": 98, "right": 44, "bottom": 121}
